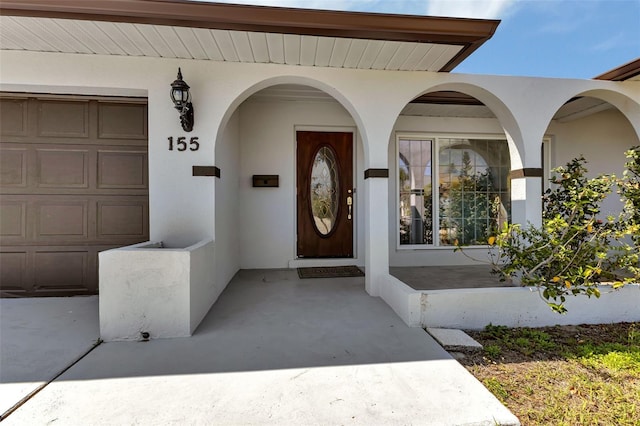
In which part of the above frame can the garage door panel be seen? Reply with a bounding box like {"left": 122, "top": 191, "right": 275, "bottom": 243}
{"left": 1, "top": 94, "right": 148, "bottom": 297}
{"left": 36, "top": 201, "right": 88, "bottom": 239}
{"left": 37, "top": 149, "right": 89, "bottom": 188}
{"left": 1, "top": 144, "right": 147, "bottom": 196}
{"left": 0, "top": 98, "right": 28, "bottom": 136}
{"left": 0, "top": 148, "right": 28, "bottom": 186}
{"left": 34, "top": 251, "right": 89, "bottom": 291}
{"left": 98, "top": 103, "right": 147, "bottom": 140}
{"left": 98, "top": 201, "right": 147, "bottom": 238}
{"left": 38, "top": 100, "right": 89, "bottom": 138}
{"left": 98, "top": 151, "right": 148, "bottom": 189}
{"left": 0, "top": 202, "right": 27, "bottom": 238}
{"left": 0, "top": 252, "right": 27, "bottom": 293}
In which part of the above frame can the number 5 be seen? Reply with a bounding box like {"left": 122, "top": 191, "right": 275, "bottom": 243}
{"left": 190, "top": 137, "right": 199, "bottom": 151}
{"left": 176, "top": 137, "right": 187, "bottom": 151}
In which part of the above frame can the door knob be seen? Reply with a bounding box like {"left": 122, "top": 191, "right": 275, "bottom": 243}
{"left": 347, "top": 196, "right": 353, "bottom": 219}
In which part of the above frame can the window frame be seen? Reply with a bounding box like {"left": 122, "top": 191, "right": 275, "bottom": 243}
{"left": 542, "top": 136, "right": 553, "bottom": 194}
{"left": 396, "top": 132, "right": 510, "bottom": 250}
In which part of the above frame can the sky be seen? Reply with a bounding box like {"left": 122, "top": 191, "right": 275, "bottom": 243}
{"left": 203, "top": 0, "right": 640, "bottom": 78}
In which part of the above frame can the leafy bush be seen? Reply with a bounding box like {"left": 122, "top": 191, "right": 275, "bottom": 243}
{"left": 457, "top": 148, "right": 640, "bottom": 313}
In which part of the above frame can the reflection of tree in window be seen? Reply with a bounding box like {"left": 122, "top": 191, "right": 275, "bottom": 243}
{"left": 438, "top": 140, "right": 510, "bottom": 245}
{"left": 398, "top": 137, "right": 510, "bottom": 246}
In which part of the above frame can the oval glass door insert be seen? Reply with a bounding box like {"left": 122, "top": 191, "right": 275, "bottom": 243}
{"left": 310, "top": 146, "right": 339, "bottom": 235}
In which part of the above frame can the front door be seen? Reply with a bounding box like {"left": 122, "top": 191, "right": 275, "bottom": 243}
{"left": 296, "top": 131, "right": 353, "bottom": 258}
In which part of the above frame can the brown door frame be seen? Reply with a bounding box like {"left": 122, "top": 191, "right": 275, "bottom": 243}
{"left": 295, "top": 129, "right": 355, "bottom": 258}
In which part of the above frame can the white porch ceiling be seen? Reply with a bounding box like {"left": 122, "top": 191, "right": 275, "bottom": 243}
{"left": 0, "top": 16, "right": 463, "bottom": 71}
{"left": 552, "top": 97, "right": 613, "bottom": 122}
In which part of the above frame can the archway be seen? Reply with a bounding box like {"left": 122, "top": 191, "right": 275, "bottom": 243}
{"left": 543, "top": 90, "right": 640, "bottom": 217}
{"left": 213, "top": 79, "right": 367, "bottom": 288}
{"left": 388, "top": 84, "right": 522, "bottom": 270}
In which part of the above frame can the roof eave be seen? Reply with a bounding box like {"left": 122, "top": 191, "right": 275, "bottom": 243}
{"left": 0, "top": 0, "right": 500, "bottom": 72}
{"left": 594, "top": 58, "right": 640, "bottom": 81}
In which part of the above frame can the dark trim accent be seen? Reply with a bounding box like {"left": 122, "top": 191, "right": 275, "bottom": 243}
{"left": 510, "top": 168, "right": 543, "bottom": 179}
{"left": 594, "top": 58, "right": 640, "bottom": 81}
{"left": 0, "top": 1, "right": 499, "bottom": 72}
{"left": 412, "top": 91, "right": 483, "bottom": 105}
{"left": 364, "top": 168, "right": 389, "bottom": 179}
{"left": 192, "top": 166, "right": 220, "bottom": 178}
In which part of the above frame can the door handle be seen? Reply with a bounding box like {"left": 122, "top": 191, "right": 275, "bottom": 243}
{"left": 347, "top": 195, "right": 353, "bottom": 220}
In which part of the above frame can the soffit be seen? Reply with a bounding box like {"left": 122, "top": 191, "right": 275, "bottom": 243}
{"left": 552, "top": 97, "right": 613, "bottom": 122}
{"left": 0, "top": 16, "right": 463, "bottom": 71}
{"left": 0, "top": 0, "right": 499, "bottom": 72}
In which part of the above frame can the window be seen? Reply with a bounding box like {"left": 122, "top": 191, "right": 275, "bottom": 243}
{"left": 398, "top": 135, "right": 511, "bottom": 247}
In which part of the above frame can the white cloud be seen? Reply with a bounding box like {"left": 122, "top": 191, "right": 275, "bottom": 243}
{"left": 592, "top": 33, "right": 624, "bottom": 52}
{"left": 194, "top": 0, "right": 518, "bottom": 17}
{"left": 194, "top": 0, "right": 383, "bottom": 11}
{"left": 426, "top": 0, "right": 517, "bottom": 19}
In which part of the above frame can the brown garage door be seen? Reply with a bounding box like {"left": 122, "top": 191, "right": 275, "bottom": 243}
{"left": 0, "top": 94, "right": 149, "bottom": 297}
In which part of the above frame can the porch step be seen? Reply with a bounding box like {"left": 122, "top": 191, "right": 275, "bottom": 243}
{"left": 426, "top": 328, "right": 483, "bottom": 352}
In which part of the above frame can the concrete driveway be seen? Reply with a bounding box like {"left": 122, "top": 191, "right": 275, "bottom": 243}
{"left": 0, "top": 296, "right": 99, "bottom": 416}
{"left": 1, "top": 270, "right": 518, "bottom": 425}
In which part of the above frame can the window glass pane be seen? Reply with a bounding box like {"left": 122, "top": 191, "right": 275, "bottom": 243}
{"left": 437, "top": 139, "right": 511, "bottom": 245}
{"left": 310, "top": 146, "right": 339, "bottom": 236}
{"left": 399, "top": 139, "right": 433, "bottom": 245}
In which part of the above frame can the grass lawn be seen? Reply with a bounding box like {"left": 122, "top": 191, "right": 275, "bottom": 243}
{"left": 459, "top": 322, "right": 640, "bottom": 426}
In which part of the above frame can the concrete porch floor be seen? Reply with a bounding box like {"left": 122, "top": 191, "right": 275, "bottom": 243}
{"left": 391, "top": 265, "right": 513, "bottom": 290}
{"left": 1, "top": 269, "right": 519, "bottom": 425}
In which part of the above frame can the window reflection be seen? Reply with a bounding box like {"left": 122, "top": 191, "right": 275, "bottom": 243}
{"left": 399, "top": 137, "right": 510, "bottom": 246}
{"left": 398, "top": 139, "right": 433, "bottom": 245}
{"left": 311, "top": 146, "right": 339, "bottom": 235}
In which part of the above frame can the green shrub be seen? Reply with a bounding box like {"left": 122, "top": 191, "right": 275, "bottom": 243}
{"left": 457, "top": 149, "right": 640, "bottom": 313}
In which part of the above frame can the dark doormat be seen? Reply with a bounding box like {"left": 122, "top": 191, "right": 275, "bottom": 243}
{"left": 297, "top": 265, "right": 365, "bottom": 279}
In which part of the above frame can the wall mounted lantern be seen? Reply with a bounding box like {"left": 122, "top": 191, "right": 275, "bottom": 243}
{"left": 170, "top": 67, "right": 194, "bottom": 132}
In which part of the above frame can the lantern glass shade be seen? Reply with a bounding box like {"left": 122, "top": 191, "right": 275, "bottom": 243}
{"left": 170, "top": 68, "right": 191, "bottom": 110}
{"left": 169, "top": 67, "right": 194, "bottom": 132}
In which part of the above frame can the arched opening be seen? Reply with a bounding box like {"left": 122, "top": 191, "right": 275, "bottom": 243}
{"left": 388, "top": 86, "right": 521, "bottom": 273}
{"left": 214, "top": 81, "right": 366, "bottom": 286}
{"left": 544, "top": 91, "right": 640, "bottom": 216}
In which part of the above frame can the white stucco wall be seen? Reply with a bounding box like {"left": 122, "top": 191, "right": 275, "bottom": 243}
{"left": 236, "top": 98, "right": 363, "bottom": 268}
{"left": 189, "top": 240, "right": 218, "bottom": 333}
{"left": 215, "top": 109, "right": 241, "bottom": 288}
{"left": 547, "top": 108, "right": 640, "bottom": 216}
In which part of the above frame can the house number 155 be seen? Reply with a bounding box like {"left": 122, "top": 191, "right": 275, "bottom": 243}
{"left": 168, "top": 136, "right": 199, "bottom": 151}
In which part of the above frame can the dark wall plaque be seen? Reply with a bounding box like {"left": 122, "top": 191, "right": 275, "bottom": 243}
{"left": 252, "top": 175, "right": 279, "bottom": 187}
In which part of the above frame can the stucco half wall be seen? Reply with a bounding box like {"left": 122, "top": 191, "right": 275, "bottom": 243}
{"left": 420, "top": 285, "right": 640, "bottom": 330}
{"left": 99, "top": 240, "right": 218, "bottom": 341}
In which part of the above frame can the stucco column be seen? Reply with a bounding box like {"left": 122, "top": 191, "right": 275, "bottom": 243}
{"left": 360, "top": 121, "right": 394, "bottom": 296}
{"left": 503, "top": 110, "right": 544, "bottom": 228}
{"left": 363, "top": 170, "right": 389, "bottom": 296}
{"left": 510, "top": 173, "right": 543, "bottom": 228}
{"left": 356, "top": 103, "right": 400, "bottom": 297}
